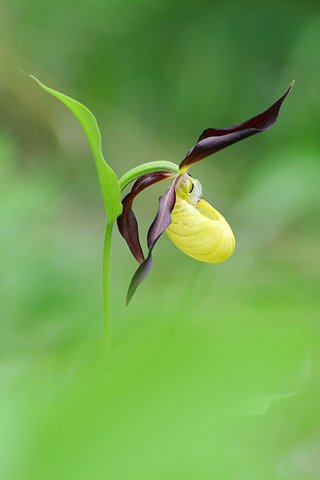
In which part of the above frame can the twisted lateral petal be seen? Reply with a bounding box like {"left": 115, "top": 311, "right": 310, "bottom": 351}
{"left": 126, "top": 176, "right": 180, "bottom": 305}
{"left": 117, "top": 171, "right": 174, "bottom": 264}
{"left": 166, "top": 197, "right": 235, "bottom": 263}
{"left": 179, "top": 83, "right": 293, "bottom": 171}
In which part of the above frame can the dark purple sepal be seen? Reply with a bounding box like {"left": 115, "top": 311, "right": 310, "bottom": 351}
{"left": 126, "top": 176, "right": 180, "bottom": 305}
{"left": 179, "top": 83, "right": 293, "bottom": 171}
{"left": 117, "top": 171, "right": 174, "bottom": 264}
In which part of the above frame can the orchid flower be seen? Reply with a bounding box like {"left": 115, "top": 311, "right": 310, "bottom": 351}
{"left": 118, "top": 84, "right": 293, "bottom": 304}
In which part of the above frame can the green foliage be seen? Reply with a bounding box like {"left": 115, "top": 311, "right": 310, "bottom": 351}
{"left": 119, "top": 161, "right": 179, "bottom": 193}
{"left": 30, "top": 75, "right": 122, "bottom": 224}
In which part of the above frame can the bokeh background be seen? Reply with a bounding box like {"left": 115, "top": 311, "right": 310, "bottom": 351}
{"left": 1, "top": 0, "right": 320, "bottom": 478}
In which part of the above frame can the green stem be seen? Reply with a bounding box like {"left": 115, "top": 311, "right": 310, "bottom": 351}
{"left": 119, "top": 161, "right": 179, "bottom": 192}
{"left": 102, "top": 221, "right": 114, "bottom": 363}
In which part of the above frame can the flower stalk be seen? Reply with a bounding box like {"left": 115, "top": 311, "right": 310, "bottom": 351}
{"left": 102, "top": 221, "right": 114, "bottom": 363}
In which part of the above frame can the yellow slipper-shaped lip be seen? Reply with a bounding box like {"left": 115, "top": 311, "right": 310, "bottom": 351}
{"left": 166, "top": 196, "right": 235, "bottom": 263}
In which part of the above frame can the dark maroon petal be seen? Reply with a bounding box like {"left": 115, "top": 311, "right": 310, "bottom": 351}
{"left": 179, "top": 83, "right": 293, "bottom": 171}
{"left": 147, "top": 175, "right": 181, "bottom": 249}
{"left": 117, "top": 171, "right": 174, "bottom": 264}
{"left": 126, "top": 254, "right": 154, "bottom": 306}
{"left": 126, "top": 176, "right": 180, "bottom": 305}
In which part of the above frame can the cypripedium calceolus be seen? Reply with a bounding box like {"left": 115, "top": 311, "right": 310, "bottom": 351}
{"left": 118, "top": 84, "right": 293, "bottom": 304}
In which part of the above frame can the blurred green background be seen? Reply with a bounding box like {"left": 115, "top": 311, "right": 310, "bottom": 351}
{"left": 1, "top": 0, "right": 320, "bottom": 478}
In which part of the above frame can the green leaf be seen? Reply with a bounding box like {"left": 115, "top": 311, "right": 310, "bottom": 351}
{"left": 30, "top": 75, "right": 122, "bottom": 224}
{"left": 119, "top": 161, "right": 179, "bottom": 193}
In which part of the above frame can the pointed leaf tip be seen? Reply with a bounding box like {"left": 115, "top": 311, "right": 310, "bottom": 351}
{"left": 29, "top": 74, "right": 122, "bottom": 223}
